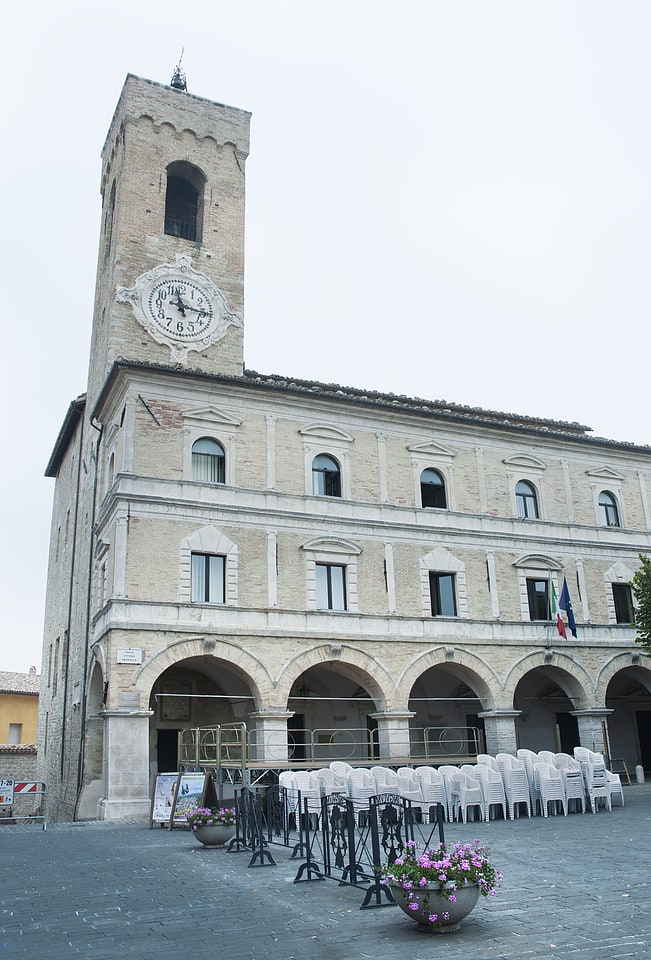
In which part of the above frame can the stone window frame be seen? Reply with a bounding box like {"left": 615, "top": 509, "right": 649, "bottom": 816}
{"left": 504, "top": 455, "right": 547, "bottom": 521}
{"left": 299, "top": 424, "right": 354, "bottom": 500}
{"left": 586, "top": 467, "right": 627, "bottom": 529}
{"left": 604, "top": 560, "right": 636, "bottom": 625}
{"left": 407, "top": 441, "right": 456, "bottom": 511}
{"left": 419, "top": 546, "right": 468, "bottom": 618}
{"left": 182, "top": 405, "right": 241, "bottom": 487}
{"left": 513, "top": 554, "right": 562, "bottom": 622}
{"left": 302, "top": 536, "right": 361, "bottom": 612}
{"left": 180, "top": 526, "right": 238, "bottom": 606}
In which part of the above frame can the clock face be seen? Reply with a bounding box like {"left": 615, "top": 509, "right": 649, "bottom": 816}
{"left": 116, "top": 254, "right": 242, "bottom": 363}
{"left": 146, "top": 277, "right": 215, "bottom": 341}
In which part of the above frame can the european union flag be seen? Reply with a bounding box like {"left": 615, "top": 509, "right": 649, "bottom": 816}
{"left": 559, "top": 577, "right": 578, "bottom": 638}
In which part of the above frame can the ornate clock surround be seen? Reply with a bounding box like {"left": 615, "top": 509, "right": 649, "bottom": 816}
{"left": 116, "top": 254, "right": 242, "bottom": 362}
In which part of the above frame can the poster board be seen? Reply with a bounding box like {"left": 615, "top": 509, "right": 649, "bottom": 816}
{"left": 149, "top": 773, "right": 179, "bottom": 827}
{"left": 169, "top": 772, "right": 210, "bottom": 829}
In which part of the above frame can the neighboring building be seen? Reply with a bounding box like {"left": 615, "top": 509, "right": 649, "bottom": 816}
{"left": 39, "top": 73, "right": 651, "bottom": 822}
{"left": 1, "top": 668, "right": 39, "bottom": 781}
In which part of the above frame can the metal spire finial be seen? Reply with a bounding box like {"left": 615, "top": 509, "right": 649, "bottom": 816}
{"left": 170, "top": 49, "right": 187, "bottom": 91}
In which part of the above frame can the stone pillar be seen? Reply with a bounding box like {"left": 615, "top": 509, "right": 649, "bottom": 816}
{"left": 572, "top": 709, "right": 613, "bottom": 756}
{"left": 370, "top": 711, "right": 415, "bottom": 761}
{"left": 478, "top": 710, "right": 521, "bottom": 756}
{"left": 97, "top": 710, "right": 152, "bottom": 820}
{"left": 249, "top": 710, "right": 294, "bottom": 763}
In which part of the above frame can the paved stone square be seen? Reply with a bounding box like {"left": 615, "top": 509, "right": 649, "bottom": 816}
{"left": 2, "top": 784, "right": 650, "bottom": 960}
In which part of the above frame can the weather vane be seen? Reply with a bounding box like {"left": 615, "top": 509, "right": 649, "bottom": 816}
{"left": 170, "top": 49, "right": 187, "bottom": 91}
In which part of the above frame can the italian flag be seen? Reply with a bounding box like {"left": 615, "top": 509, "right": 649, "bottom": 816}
{"left": 551, "top": 581, "right": 566, "bottom": 639}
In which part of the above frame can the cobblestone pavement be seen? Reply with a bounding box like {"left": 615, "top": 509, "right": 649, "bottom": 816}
{"left": 1, "top": 783, "right": 650, "bottom": 960}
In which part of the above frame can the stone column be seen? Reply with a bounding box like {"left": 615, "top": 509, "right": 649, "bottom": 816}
{"left": 370, "top": 711, "right": 415, "bottom": 761}
{"left": 97, "top": 710, "right": 152, "bottom": 820}
{"left": 572, "top": 709, "right": 613, "bottom": 756}
{"left": 478, "top": 709, "right": 521, "bottom": 756}
{"left": 249, "top": 710, "right": 294, "bottom": 763}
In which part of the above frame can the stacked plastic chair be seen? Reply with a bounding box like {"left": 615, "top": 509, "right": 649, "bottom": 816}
{"left": 475, "top": 762, "right": 508, "bottom": 821}
{"left": 533, "top": 761, "right": 568, "bottom": 817}
{"left": 554, "top": 753, "right": 586, "bottom": 813}
{"left": 451, "top": 770, "right": 484, "bottom": 823}
{"left": 347, "top": 768, "right": 377, "bottom": 825}
{"left": 438, "top": 765, "right": 462, "bottom": 822}
{"left": 370, "top": 765, "right": 398, "bottom": 795}
{"left": 396, "top": 768, "right": 425, "bottom": 822}
{"left": 574, "top": 748, "right": 612, "bottom": 814}
{"left": 329, "top": 761, "right": 353, "bottom": 793}
{"left": 497, "top": 754, "right": 532, "bottom": 820}
{"left": 292, "top": 770, "right": 323, "bottom": 827}
{"left": 516, "top": 748, "right": 544, "bottom": 814}
{"left": 415, "top": 766, "right": 448, "bottom": 822}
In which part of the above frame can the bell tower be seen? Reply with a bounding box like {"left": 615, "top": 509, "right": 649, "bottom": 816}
{"left": 87, "top": 74, "right": 251, "bottom": 408}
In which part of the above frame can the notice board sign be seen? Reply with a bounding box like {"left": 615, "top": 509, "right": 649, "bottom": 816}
{"left": 170, "top": 773, "right": 209, "bottom": 829}
{"left": 149, "top": 773, "right": 179, "bottom": 827}
{"left": 0, "top": 778, "right": 14, "bottom": 805}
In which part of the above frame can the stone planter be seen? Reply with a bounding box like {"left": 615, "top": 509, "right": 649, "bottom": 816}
{"left": 389, "top": 881, "right": 481, "bottom": 933}
{"left": 192, "top": 823, "right": 236, "bottom": 848}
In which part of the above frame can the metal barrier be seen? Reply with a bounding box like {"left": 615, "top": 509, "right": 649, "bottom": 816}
{"left": 177, "top": 722, "right": 482, "bottom": 774}
{"left": 0, "top": 779, "right": 47, "bottom": 830}
{"left": 234, "top": 783, "right": 446, "bottom": 909}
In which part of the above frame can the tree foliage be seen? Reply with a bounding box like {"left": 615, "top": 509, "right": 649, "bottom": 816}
{"left": 632, "top": 554, "right": 651, "bottom": 654}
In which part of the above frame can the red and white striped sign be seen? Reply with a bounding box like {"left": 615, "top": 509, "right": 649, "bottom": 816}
{"left": 13, "top": 783, "right": 41, "bottom": 794}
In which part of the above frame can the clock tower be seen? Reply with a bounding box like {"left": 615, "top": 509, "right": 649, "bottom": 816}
{"left": 87, "top": 74, "right": 251, "bottom": 408}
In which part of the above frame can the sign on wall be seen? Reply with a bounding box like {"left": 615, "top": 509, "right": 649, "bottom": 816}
{"left": 0, "top": 778, "right": 14, "bottom": 805}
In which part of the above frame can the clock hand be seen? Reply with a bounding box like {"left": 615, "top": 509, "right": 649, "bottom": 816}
{"left": 169, "top": 291, "right": 187, "bottom": 316}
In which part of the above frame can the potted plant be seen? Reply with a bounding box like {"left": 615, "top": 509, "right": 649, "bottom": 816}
{"left": 382, "top": 839, "right": 502, "bottom": 933}
{"left": 186, "top": 806, "right": 237, "bottom": 847}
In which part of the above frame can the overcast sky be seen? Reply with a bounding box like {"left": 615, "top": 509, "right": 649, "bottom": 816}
{"left": 2, "top": 1, "right": 650, "bottom": 673}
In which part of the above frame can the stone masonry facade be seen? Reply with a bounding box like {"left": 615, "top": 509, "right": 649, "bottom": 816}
{"left": 38, "top": 74, "right": 651, "bottom": 821}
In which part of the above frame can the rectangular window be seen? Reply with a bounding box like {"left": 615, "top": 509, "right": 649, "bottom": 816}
{"left": 429, "top": 572, "right": 457, "bottom": 617}
{"left": 527, "top": 578, "right": 550, "bottom": 620}
{"left": 191, "top": 553, "right": 225, "bottom": 604}
{"left": 8, "top": 723, "right": 22, "bottom": 745}
{"left": 316, "top": 563, "right": 347, "bottom": 611}
{"left": 613, "top": 583, "right": 634, "bottom": 624}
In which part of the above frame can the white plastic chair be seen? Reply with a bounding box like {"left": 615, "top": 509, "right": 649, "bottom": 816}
{"left": 516, "top": 749, "right": 543, "bottom": 814}
{"left": 606, "top": 769, "right": 625, "bottom": 807}
{"left": 396, "top": 768, "right": 424, "bottom": 821}
{"left": 370, "top": 766, "right": 397, "bottom": 795}
{"left": 292, "top": 771, "right": 322, "bottom": 826}
{"left": 476, "top": 763, "right": 508, "bottom": 821}
{"left": 315, "top": 767, "right": 341, "bottom": 797}
{"left": 415, "top": 766, "right": 447, "bottom": 822}
{"left": 574, "top": 749, "right": 612, "bottom": 814}
{"left": 534, "top": 761, "right": 567, "bottom": 817}
{"left": 477, "top": 754, "right": 500, "bottom": 772}
{"left": 498, "top": 756, "right": 532, "bottom": 819}
{"left": 438, "top": 765, "right": 462, "bottom": 822}
{"left": 451, "top": 772, "right": 484, "bottom": 823}
{"left": 330, "top": 761, "right": 353, "bottom": 792}
{"left": 555, "top": 756, "right": 586, "bottom": 813}
{"left": 347, "top": 768, "right": 376, "bottom": 825}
